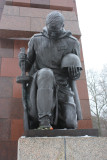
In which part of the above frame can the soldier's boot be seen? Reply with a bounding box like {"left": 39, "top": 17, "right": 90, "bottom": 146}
{"left": 37, "top": 68, "right": 55, "bottom": 129}
{"left": 37, "top": 88, "right": 53, "bottom": 129}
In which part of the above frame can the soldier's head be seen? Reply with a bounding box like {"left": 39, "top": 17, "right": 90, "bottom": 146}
{"left": 46, "top": 11, "right": 64, "bottom": 39}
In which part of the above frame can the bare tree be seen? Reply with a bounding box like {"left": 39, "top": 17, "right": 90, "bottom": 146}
{"left": 99, "top": 65, "right": 107, "bottom": 133}
{"left": 86, "top": 65, "right": 107, "bottom": 136}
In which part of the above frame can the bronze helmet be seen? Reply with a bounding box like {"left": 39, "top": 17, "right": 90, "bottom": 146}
{"left": 61, "top": 53, "right": 82, "bottom": 70}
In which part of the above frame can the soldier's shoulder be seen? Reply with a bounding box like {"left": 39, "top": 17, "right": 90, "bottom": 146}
{"left": 67, "top": 33, "right": 78, "bottom": 42}
{"left": 28, "top": 33, "right": 43, "bottom": 43}
{"left": 64, "top": 31, "right": 77, "bottom": 41}
{"left": 33, "top": 33, "right": 43, "bottom": 38}
{"left": 67, "top": 34, "right": 80, "bottom": 48}
{"left": 30, "top": 33, "right": 43, "bottom": 40}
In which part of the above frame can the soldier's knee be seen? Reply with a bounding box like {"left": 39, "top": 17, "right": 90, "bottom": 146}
{"left": 65, "top": 118, "right": 77, "bottom": 129}
{"left": 38, "top": 68, "right": 54, "bottom": 79}
{"left": 37, "top": 68, "right": 55, "bottom": 88}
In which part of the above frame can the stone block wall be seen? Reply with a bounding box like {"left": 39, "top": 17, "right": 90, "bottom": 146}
{"left": 18, "top": 137, "right": 107, "bottom": 160}
{"left": 0, "top": 0, "right": 92, "bottom": 160}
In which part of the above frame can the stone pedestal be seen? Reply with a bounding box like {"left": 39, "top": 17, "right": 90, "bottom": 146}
{"left": 18, "top": 136, "right": 107, "bottom": 160}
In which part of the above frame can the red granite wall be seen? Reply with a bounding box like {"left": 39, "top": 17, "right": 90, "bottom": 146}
{"left": 0, "top": 0, "right": 92, "bottom": 160}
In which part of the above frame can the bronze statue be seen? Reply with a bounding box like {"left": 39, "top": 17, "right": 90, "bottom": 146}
{"left": 17, "top": 11, "right": 82, "bottom": 130}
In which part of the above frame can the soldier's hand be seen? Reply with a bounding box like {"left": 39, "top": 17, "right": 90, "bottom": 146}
{"left": 18, "top": 53, "right": 26, "bottom": 68}
{"left": 18, "top": 48, "right": 26, "bottom": 68}
{"left": 68, "top": 66, "right": 81, "bottom": 80}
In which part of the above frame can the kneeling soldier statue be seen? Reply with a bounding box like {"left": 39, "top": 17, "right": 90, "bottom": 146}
{"left": 17, "top": 11, "right": 83, "bottom": 130}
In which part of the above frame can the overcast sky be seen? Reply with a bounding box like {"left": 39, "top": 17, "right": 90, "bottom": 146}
{"left": 76, "top": 0, "right": 107, "bottom": 71}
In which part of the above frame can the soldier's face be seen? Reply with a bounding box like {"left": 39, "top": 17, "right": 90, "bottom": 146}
{"left": 47, "top": 23, "right": 64, "bottom": 39}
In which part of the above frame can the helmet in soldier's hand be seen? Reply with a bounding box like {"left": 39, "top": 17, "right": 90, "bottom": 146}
{"left": 61, "top": 53, "right": 82, "bottom": 70}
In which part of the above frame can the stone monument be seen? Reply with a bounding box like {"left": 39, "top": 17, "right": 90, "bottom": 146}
{"left": 17, "top": 10, "right": 105, "bottom": 160}
{"left": 17, "top": 11, "right": 83, "bottom": 131}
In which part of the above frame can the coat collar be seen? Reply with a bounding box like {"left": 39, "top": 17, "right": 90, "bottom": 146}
{"left": 42, "top": 26, "right": 72, "bottom": 39}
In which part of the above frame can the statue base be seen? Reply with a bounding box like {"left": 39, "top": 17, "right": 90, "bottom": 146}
{"left": 17, "top": 135, "right": 107, "bottom": 160}
{"left": 24, "top": 129, "right": 98, "bottom": 137}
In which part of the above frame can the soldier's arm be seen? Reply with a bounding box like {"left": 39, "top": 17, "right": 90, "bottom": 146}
{"left": 26, "top": 36, "right": 36, "bottom": 72}
{"left": 72, "top": 39, "right": 80, "bottom": 57}
{"left": 69, "top": 39, "right": 82, "bottom": 80}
